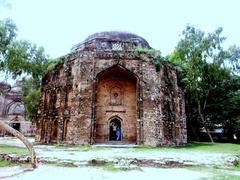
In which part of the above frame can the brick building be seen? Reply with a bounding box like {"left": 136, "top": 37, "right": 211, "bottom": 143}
{"left": 36, "top": 31, "right": 187, "bottom": 146}
{"left": 0, "top": 81, "right": 35, "bottom": 136}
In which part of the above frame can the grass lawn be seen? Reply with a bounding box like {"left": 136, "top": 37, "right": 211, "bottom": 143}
{"left": 0, "top": 140, "right": 239, "bottom": 179}
{"left": 188, "top": 165, "right": 240, "bottom": 180}
{"left": 0, "top": 144, "right": 28, "bottom": 155}
{"left": 180, "top": 142, "right": 240, "bottom": 154}
{"left": 1, "top": 140, "right": 240, "bottom": 155}
{"left": 50, "top": 141, "right": 240, "bottom": 155}
{"left": 133, "top": 141, "right": 240, "bottom": 155}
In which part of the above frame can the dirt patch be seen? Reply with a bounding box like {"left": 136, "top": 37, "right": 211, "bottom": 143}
{"left": 133, "top": 159, "right": 185, "bottom": 168}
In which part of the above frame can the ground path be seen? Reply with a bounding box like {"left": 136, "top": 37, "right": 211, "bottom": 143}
{"left": 0, "top": 137, "right": 239, "bottom": 180}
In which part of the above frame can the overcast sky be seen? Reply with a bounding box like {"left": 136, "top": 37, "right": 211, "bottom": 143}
{"left": 0, "top": 0, "right": 240, "bottom": 59}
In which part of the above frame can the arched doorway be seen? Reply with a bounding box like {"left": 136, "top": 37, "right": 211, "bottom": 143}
{"left": 109, "top": 118, "right": 121, "bottom": 141}
{"left": 52, "top": 120, "right": 58, "bottom": 141}
{"left": 12, "top": 122, "right": 20, "bottom": 131}
{"left": 63, "top": 119, "right": 69, "bottom": 141}
{"left": 10, "top": 116, "right": 20, "bottom": 131}
{"left": 95, "top": 64, "right": 138, "bottom": 143}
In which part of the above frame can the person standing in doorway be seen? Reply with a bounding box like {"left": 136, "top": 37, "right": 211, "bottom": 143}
{"left": 116, "top": 127, "right": 120, "bottom": 141}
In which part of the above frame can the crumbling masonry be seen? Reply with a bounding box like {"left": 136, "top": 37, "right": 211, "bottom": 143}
{"left": 35, "top": 31, "right": 187, "bottom": 146}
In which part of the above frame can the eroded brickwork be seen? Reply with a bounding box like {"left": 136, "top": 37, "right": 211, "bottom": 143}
{"left": 36, "top": 31, "right": 187, "bottom": 146}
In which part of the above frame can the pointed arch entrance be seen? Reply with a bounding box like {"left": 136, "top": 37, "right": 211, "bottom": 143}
{"left": 94, "top": 64, "right": 138, "bottom": 144}
{"left": 109, "top": 117, "right": 121, "bottom": 141}
{"left": 52, "top": 120, "right": 58, "bottom": 141}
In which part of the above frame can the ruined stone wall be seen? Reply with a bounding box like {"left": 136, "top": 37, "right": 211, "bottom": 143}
{"left": 36, "top": 49, "right": 187, "bottom": 146}
{"left": 69, "top": 52, "right": 95, "bottom": 144}
{"left": 157, "top": 61, "right": 187, "bottom": 145}
{"left": 36, "top": 62, "right": 74, "bottom": 143}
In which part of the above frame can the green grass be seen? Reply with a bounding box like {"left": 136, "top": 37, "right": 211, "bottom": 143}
{"left": 47, "top": 161, "right": 78, "bottom": 167}
{"left": 133, "top": 142, "right": 240, "bottom": 155}
{"left": 0, "top": 144, "right": 28, "bottom": 155}
{"left": 0, "top": 158, "right": 16, "bottom": 167}
{"left": 180, "top": 142, "right": 240, "bottom": 154}
{"left": 0, "top": 138, "right": 17, "bottom": 142}
{"left": 190, "top": 166, "right": 240, "bottom": 180}
{"left": 211, "top": 174, "right": 240, "bottom": 180}
{"left": 0, "top": 157, "right": 28, "bottom": 167}
{"left": 34, "top": 141, "right": 240, "bottom": 156}
{"left": 88, "top": 161, "right": 114, "bottom": 170}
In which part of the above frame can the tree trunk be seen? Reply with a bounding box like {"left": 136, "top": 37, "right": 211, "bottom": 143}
{"left": 197, "top": 100, "right": 214, "bottom": 143}
{"left": 190, "top": 124, "right": 200, "bottom": 141}
{"left": 204, "top": 125, "right": 214, "bottom": 143}
{"left": 0, "top": 121, "right": 37, "bottom": 168}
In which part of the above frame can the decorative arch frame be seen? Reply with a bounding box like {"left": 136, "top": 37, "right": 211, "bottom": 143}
{"left": 52, "top": 119, "right": 58, "bottom": 141}
{"left": 2, "top": 100, "right": 23, "bottom": 118}
{"left": 91, "top": 63, "right": 142, "bottom": 144}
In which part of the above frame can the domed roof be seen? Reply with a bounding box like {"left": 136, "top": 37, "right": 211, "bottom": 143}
{"left": 72, "top": 31, "right": 151, "bottom": 51}
{"left": 85, "top": 31, "right": 150, "bottom": 46}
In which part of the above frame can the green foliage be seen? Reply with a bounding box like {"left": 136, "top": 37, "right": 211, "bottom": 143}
{"left": 24, "top": 89, "right": 40, "bottom": 121}
{"left": 132, "top": 47, "right": 160, "bottom": 56}
{"left": 0, "top": 19, "right": 17, "bottom": 70}
{"left": 21, "top": 77, "right": 41, "bottom": 122}
{"left": 44, "top": 55, "right": 67, "bottom": 74}
{"left": 225, "top": 45, "right": 240, "bottom": 74}
{"left": 155, "top": 54, "right": 165, "bottom": 71}
{"left": 0, "top": 19, "right": 49, "bottom": 122}
{"left": 0, "top": 19, "right": 48, "bottom": 80}
{"left": 0, "top": 19, "right": 70, "bottom": 122}
{"left": 170, "top": 25, "right": 240, "bottom": 141}
{"left": 132, "top": 47, "right": 165, "bottom": 71}
{"left": 5, "top": 40, "right": 47, "bottom": 80}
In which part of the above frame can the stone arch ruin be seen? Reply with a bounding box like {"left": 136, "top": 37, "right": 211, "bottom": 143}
{"left": 36, "top": 31, "right": 187, "bottom": 146}
{"left": 0, "top": 81, "right": 35, "bottom": 136}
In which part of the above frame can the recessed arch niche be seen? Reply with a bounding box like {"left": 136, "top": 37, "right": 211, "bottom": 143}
{"left": 95, "top": 65, "right": 138, "bottom": 143}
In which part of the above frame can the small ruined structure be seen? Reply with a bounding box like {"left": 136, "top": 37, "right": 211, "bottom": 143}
{"left": 0, "top": 81, "right": 35, "bottom": 136}
{"left": 36, "top": 31, "right": 187, "bottom": 146}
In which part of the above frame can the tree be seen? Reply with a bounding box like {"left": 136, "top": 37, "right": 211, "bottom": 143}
{"left": 169, "top": 25, "right": 240, "bottom": 143}
{"left": 209, "top": 75, "right": 240, "bottom": 142}
{"left": 0, "top": 121, "right": 37, "bottom": 168}
{"left": 0, "top": 19, "right": 17, "bottom": 70}
{"left": 21, "top": 78, "right": 41, "bottom": 122}
{"left": 0, "top": 19, "right": 37, "bottom": 168}
{"left": 0, "top": 19, "right": 53, "bottom": 122}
